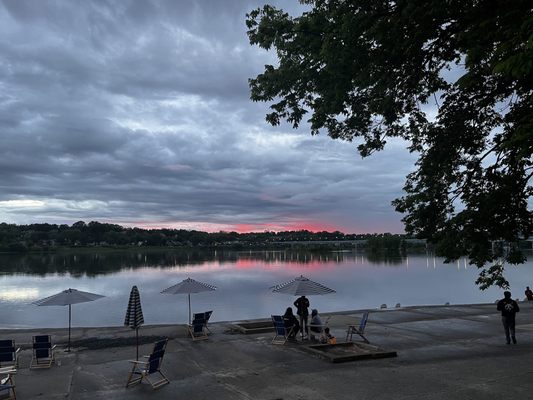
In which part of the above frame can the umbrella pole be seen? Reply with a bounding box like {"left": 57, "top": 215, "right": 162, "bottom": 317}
{"left": 67, "top": 304, "right": 72, "bottom": 352}
{"left": 136, "top": 328, "right": 139, "bottom": 360}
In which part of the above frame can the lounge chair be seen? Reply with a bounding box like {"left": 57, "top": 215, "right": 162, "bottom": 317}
{"left": 30, "top": 335, "right": 57, "bottom": 369}
{"left": 0, "top": 367, "right": 16, "bottom": 400}
{"left": 271, "top": 315, "right": 295, "bottom": 345}
{"left": 345, "top": 311, "right": 370, "bottom": 343}
{"left": 126, "top": 338, "right": 169, "bottom": 389}
{"left": 0, "top": 341, "right": 20, "bottom": 369}
{"left": 188, "top": 314, "right": 209, "bottom": 341}
{"left": 193, "top": 310, "right": 213, "bottom": 334}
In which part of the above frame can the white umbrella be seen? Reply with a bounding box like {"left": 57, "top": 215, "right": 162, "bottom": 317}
{"left": 124, "top": 286, "right": 144, "bottom": 360}
{"left": 33, "top": 288, "right": 105, "bottom": 352}
{"left": 161, "top": 277, "right": 216, "bottom": 323}
{"left": 271, "top": 275, "right": 336, "bottom": 296}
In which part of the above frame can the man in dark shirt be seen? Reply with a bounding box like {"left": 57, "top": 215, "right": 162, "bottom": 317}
{"left": 496, "top": 291, "right": 520, "bottom": 344}
{"left": 294, "top": 295, "right": 310, "bottom": 339}
{"left": 525, "top": 286, "right": 533, "bottom": 301}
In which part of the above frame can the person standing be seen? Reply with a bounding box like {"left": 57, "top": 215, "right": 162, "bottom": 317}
{"left": 525, "top": 286, "right": 533, "bottom": 301}
{"left": 496, "top": 291, "right": 520, "bottom": 344}
{"left": 293, "top": 295, "right": 310, "bottom": 339}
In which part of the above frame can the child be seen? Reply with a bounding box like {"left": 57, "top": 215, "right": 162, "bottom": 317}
{"left": 323, "top": 327, "right": 336, "bottom": 345}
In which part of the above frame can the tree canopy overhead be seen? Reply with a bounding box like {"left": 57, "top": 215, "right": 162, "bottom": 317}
{"left": 247, "top": 0, "right": 533, "bottom": 289}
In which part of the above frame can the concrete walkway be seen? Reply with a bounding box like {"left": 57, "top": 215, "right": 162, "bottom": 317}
{"left": 2, "top": 302, "right": 532, "bottom": 399}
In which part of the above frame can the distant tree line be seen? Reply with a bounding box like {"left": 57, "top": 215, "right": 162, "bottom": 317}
{"left": 0, "top": 221, "right": 425, "bottom": 253}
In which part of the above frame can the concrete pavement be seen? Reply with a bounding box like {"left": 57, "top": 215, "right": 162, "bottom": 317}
{"left": 2, "top": 302, "right": 533, "bottom": 399}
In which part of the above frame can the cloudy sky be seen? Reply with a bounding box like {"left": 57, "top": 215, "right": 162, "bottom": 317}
{"left": 0, "top": 0, "right": 418, "bottom": 233}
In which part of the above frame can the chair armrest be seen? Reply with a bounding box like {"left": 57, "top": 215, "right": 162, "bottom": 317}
{"left": 0, "top": 367, "right": 16, "bottom": 375}
{"left": 15, "top": 348, "right": 21, "bottom": 354}
{"left": 128, "top": 360, "right": 148, "bottom": 366}
{"left": 51, "top": 345, "right": 57, "bottom": 350}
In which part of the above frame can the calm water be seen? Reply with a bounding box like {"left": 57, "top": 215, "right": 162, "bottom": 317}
{"left": 1, "top": 249, "right": 532, "bottom": 329}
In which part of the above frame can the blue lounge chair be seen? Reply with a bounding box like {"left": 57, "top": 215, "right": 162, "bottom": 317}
{"left": 271, "top": 315, "right": 295, "bottom": 345}
{"left": 345, "top": 311, "right": 370, "bottom": 343}
{"left": 193, "top": 311, "right": 213, "bottom": 333}
{"left": 0, "top": 341, "right": 20, "bottom": 369}
{"left": 126, "top": 338, "right": 169, "bottom": 389}
{"left": 0, "top": 367, "right": 16, "bottom": 400}
{"left": 189, "top": 314, "right": 209, "bottom": 341}
{"left": 30, "top": 335, "right": 57, "bottom": 369}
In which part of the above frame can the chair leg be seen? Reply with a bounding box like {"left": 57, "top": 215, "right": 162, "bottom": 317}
{"left": 145, "top": 370, "right": 170, "bottom": 389}
{"left": 358, "top": 333, "right": 370, "bottom": 344}
{"left": 346, "top": 327, "right": 353, "bottom": 342}
{"left": 125, "top": 366, "right": 143, "bottom": 388}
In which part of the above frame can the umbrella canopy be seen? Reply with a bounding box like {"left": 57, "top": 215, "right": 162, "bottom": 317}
{"left": 271, "top": 275, "right": 336, "bottom": 296}
{"left": 124, "top": 286, "right": 144, "bottom": 360}
{"left": 161, "top": 277, "right": 216, "bottom": 324}
{"left": 124, "top": 286, "right": 144, "bottom": 329}
{"left": 34, "top": 288, "right": 105, "bottom": 352}
{"left": 34, "top": 288, "right": 105, "bottom": 306}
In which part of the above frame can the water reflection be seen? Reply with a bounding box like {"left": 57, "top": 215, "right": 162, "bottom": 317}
{"left": 0, "top": 249, "right": 412, "bottom": 276}
{"left": 1, "top": 249, "right": 531, "bottom": 329}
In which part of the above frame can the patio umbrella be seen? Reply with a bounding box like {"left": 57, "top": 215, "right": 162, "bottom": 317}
{"left": 124, "top": 285, "right": 144, "bottom": 360}
{"left": 271, "top": 275, "right": 336, "bottom": 296}
{"left": 161, "top": 277, "right": 216, "bottom": 324}
{"left": 271, "top": 275, "right": 335, "bottom": 339}
{"left": 33, "top": 288, "right": 105, "bottom": 352}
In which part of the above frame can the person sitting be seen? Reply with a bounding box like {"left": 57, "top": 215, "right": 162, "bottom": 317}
{"left": 323, "top": 327, "right": 336, "bottom": 344}
{"left": 309, "top": 309, "right": 324, "bottom": 341}
{"left": 283, "top": 307, "right": 300, "bottom": 340}
{"left": 525, "top": 286, "right": 533, "bottom": 301}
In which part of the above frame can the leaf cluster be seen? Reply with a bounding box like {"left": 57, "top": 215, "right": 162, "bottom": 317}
{"left": 247, "top": 0, "right": 533, "bottom": 288}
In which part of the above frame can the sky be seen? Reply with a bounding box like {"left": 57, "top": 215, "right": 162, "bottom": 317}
{"left": 0, "top": 0, "right": 419, "bottom": 234}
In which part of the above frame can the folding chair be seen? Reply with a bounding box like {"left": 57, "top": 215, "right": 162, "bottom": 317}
{"left": 188, "top": 314, "right": 209, "bottom": 341}
{"left": 0, "top": 367, "right": 16, "bottom": 400}
{"left": 345, "top": 311, "right": 370, "bottom": 343}
{"left": 126, "top": 338, "right": 169, "bottom": 389}
{"left": 30, "top": 335, "right": 57, "bottom": 369}
{"left": 271, "top": 315, "right": 294, "bottom": 345}
{"left": 0, "top": 341, "right": 20, "bottom": 369}
{"left": 192, "top": 311, "right": 213, "bottom": 334}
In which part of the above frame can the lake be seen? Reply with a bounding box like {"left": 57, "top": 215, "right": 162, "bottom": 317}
{"left": 1, "top": 249, "right": 532, "bottom": 328}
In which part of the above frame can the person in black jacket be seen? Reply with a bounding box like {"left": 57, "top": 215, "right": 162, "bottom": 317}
{"left": 496, "top": 291, "right": 520, "bottom": 344}
{"left": 294, "top": 295, "right": 310, "bottom": 339}
{"left": 283, "top": 307, "right": 300, "bottom": 340}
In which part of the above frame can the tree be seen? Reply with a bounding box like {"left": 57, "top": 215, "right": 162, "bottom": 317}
{"left": 247, "top": 0, "right": 533, "bottom": 289}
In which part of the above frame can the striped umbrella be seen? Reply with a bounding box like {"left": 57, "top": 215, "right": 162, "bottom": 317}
{"left": 161, "top": 277, "right": 217, "bottom": 324}
{"left": 124, "top": 286, "right": 144, "bottom": 360}
{"left": 271, "top": 275, "right": 336, "bottom": 296}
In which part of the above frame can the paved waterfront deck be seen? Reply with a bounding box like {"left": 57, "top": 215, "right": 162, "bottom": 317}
{"left": 1, "top": 302, "right": 532, "bottom": 399}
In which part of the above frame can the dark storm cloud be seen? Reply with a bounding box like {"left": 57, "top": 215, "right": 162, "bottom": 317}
{"left": 0, "top": 0, "right": 415, "bottom": 232}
